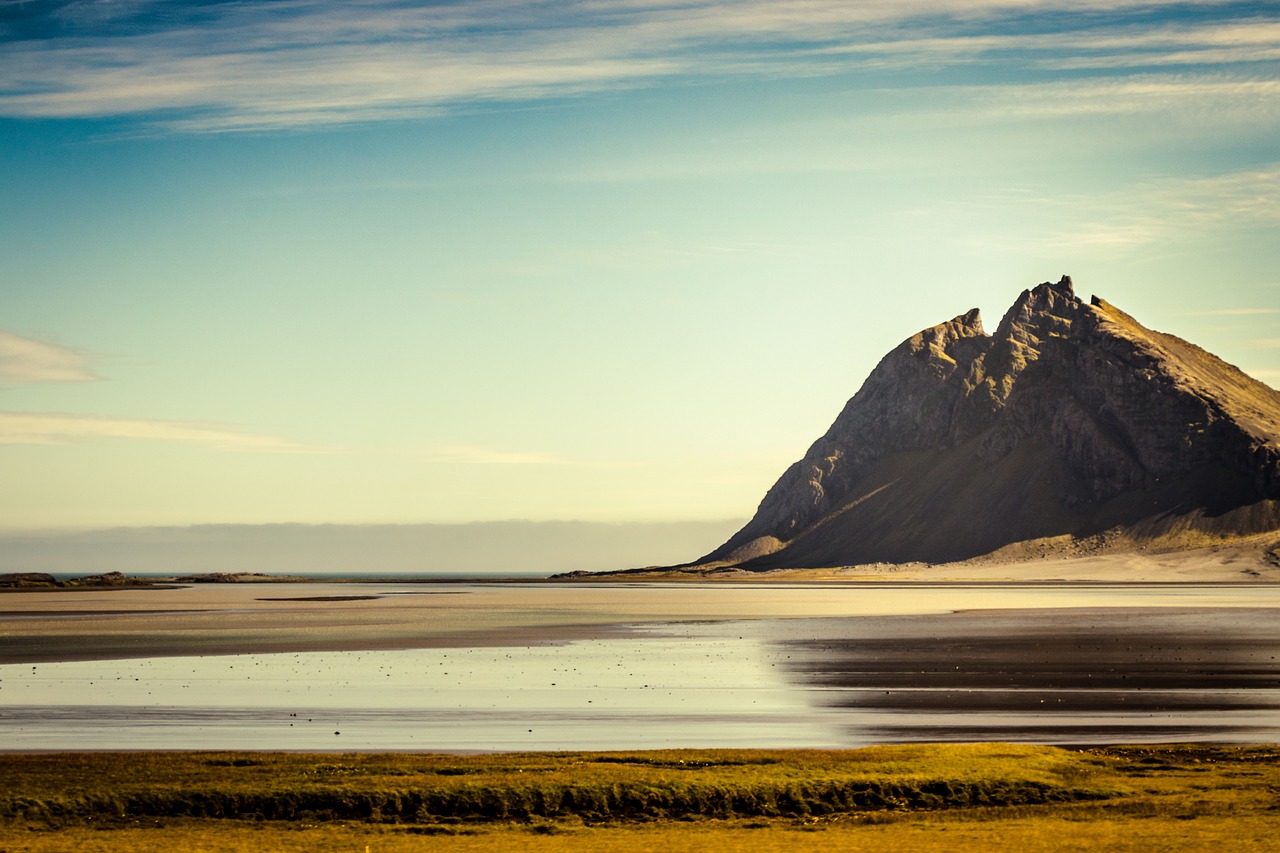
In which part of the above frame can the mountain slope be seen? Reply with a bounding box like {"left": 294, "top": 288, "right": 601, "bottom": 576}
{"left": 699, "top": 277, "right": 1280, "bottom": 568}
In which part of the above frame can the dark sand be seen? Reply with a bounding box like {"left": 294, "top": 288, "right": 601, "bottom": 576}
{"left": 2, "top": 579, "right": 1276, "bottom": 664}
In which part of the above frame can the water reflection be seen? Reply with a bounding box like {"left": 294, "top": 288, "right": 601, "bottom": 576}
{"left": 0, "top": 636, "right": 831, "bottom": 751}
{"left": 770, "top": 607, "right": 1280, "bottom": 743}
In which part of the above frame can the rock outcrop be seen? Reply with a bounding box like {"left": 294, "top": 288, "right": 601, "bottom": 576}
{"left": 73, "top": 571, "right": 129, "bottom": 587}
{"left": 698, "top": 276, "right": 1280, "bottom": 567}
{"left": 0, "top": 570, "right": 138, "bottom": 588}
{"left": 0, "top": 572, "right": 59, "bottom": 588}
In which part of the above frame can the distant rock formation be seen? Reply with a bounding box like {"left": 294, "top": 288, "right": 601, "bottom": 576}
{"left": 0, "top": 572, "right": 59, "bottom": 588}
{"left": 75, "top": 571, "right": 129, "bottom": 586}
{"left": 172, "top": 572, "right": 286, "bottom": 583}
{"left": 0, "top": 570, "right": 133, "bottom": 588}
{"left": 698, "top": 276, "right": 1280, "bottom": 567}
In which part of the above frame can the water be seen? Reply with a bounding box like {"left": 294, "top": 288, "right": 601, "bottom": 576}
{"left": 0, "top": 636, "right": 822, "bottom": 751}
{"left": 2, "top": 583, "right": 1278, "bottom": 750}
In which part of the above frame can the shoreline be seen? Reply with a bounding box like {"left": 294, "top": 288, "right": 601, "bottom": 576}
{"left": 5, "top": 539, "right": 1279, "bottom": 591}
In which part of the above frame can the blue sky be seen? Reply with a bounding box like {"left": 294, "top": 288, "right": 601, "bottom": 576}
{"left": 1, "top": 1, "right": 1278, "bottom": 533}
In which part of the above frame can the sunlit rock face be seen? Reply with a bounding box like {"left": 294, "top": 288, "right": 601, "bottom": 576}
{"left": 699, "top": 276, "right": 1280, "bottom": 567}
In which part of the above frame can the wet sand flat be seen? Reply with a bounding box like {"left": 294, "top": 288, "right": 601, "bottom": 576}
{"left": 2, "top": 581, "right": 1277, "bottom": 664}
{"left": 3, "top": 582, "right": 1279, "bottom": 749}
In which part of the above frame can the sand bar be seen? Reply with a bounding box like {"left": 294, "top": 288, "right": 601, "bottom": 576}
{"left": 3, "top": 576, "right": 1279, "bottom": 664}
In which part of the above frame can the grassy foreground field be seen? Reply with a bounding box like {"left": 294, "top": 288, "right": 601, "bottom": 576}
{"left": 1, "top": 743, "right": 1277, "bottom": 851}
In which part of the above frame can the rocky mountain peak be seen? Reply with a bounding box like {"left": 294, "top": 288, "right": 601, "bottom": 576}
{"left": 994, "top": 276, "right": 1077, "bottom": 340}
{"left": 977, "top": 275, "right": 1081, "bottom": 405}
{"left": 696, "top": 276, "right": 1280, "bottom": 568}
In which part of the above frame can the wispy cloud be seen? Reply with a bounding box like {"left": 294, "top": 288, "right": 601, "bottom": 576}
{"left": 1246, "top": 367, "right": 1280, "bottom": 387}
{"left": 0, "top": 413, "right": 562, "bottom": 461}
{"left": 816, "top": 20, "right": 1280, "bottom": 73}
{"left": 428, "top": 445, "right": 566, "bottom": 465}
{"left": 1191, "top": 308, "right": 1280, "bottom": 316}
{"left": 0, "top": 411, "right": 312, "bottom": 452}
{"left": 939, "top": 76, "right": 1280, "bottom": 124}
{"left": 958, "top": 163, "right": 1280, "bottom": 254}
{"left": 1043, "top": 21, "right": 1280, "bottom": 70}
{"left": 0, "top": 1, "right": 1273, "bottom": 132}
{"left": 1092, "top": 166, "right": 1280, "bottom": 245}
{"left": 0, "top": 331, "right": 98, "bottom": 384}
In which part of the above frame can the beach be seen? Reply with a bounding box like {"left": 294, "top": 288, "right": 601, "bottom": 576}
{"left": 4, "top": 567, "right": 1279, "bottom": 751}
{"left": 2, "top": 549, "right": 1278, "bottom": 662}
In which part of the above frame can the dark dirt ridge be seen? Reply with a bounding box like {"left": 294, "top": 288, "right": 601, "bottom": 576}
{"left": 697, "top": 276, "right": 1280, "bottom": 569}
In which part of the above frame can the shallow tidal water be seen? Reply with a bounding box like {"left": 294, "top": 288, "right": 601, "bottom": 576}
{"left": 2, "top": 583, "right": 1278, "bottom": 750}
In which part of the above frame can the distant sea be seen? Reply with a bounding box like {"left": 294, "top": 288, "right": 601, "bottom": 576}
{"left": 0, "top": 519, "right": 744, "bottom": 577}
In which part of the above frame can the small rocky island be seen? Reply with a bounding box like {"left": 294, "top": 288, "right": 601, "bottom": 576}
{"left": 0, "top": 571, "right": 307, "bottom": 589}
{"left": 0, "top": 571, "right": 139, "bottom": 589}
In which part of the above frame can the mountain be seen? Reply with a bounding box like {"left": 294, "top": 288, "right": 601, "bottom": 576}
{"left": 697, "top": 276, "right": 1280, "bottom": 568}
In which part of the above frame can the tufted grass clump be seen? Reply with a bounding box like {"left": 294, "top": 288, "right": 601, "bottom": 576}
{"left": 3, "top": 743, "right": 1278, "bottom": 852}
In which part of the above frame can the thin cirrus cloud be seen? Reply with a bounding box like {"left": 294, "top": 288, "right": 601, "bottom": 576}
{"left": 1188, "top": 308, "right": 1280, "bottom": 316}
{"left": 0, "top": 411, "right": 311, "bottom": 452}
{"left": 815, "top": 20, "right": 1280, "bottom": 71}
{"left": 0, "top": 330, "right": 98, "bottom": 384}
{"left": 0, "top": 331, "right": 319, "bottom": 452}
{"left": 0, "top": 1, "right": 1273, "bottom": 132}
{"left": 934, "top": 163, "right": 1280, "bottom": 256}
{"left": 939, "top": 76, "right": 1280, "bottom": 124}
{"left": 0, "top": 329, "right": 559, "bottom": 460}
{"left": 428, "top": 445, "right": 567, "bottom": 466}
{"left": 0, "top": 414, "right": 567, "bottom": 461}
{"left": 1247, "top": 368, "right": 1280, "bottom": 387}
{"left": 1090, "top": 165, "right": 1280, "bottom": 243}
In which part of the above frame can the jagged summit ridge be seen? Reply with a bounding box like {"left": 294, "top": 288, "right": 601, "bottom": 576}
{"left": 699, "top": 276, "right": 1280, "bottom": 568}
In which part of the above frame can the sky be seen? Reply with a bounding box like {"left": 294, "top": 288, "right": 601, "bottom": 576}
{"left": 2, "top": 1, "right": 1279, "bottom": 549}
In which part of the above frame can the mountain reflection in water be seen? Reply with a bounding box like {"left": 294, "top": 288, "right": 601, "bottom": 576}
{"left": 767, "top": 607, "right": 1280, "bottom": 743}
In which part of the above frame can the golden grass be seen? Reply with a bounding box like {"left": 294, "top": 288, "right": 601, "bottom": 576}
{"left": 2, "top": 744, "right": 1278, "bottom": 852}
